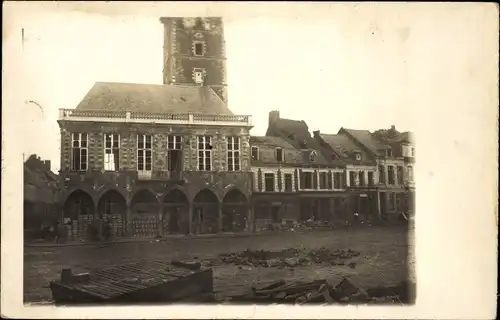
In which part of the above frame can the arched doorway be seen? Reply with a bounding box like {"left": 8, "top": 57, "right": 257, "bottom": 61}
{"left": 97, "top": 190, "right": 127, "bottom": 238}
{"left": 63, "top": 190, "right": 94, "bottom": 240}
{"left": 222, "top": 189, "right": 248, "bottom": 233}
{"left": 130, "top": 189, "right": 159, "bottom": 238}
{"left": 163, "top": 189, "right": 189, "bottom": 235}
{"left": 193, "top": 189, "right": 219, "bottom": 234}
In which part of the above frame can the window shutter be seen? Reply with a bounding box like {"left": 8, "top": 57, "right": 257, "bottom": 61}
{"left": 343, "top": 172, "right": 347, "bottom": 188}
{"left": 294, "top": 169, "right": 299, "bottom": 191}
{"left": 277, "top": 169, "right": 282, "bottom": 192}
{"left": 328, "top": 170, "right": 333, "bottom": 189}
{"left": 299, "top": 169, "right": 304, "bottom": 190}
{"left": 313, "top": 170, "right": 318, "bottom": 189}
{"left": 257, "top": 169, "right": 263, "bottom": 191}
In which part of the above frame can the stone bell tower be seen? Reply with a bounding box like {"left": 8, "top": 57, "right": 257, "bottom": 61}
{"left": 160, "top": 17, "right": 228, "bottom": 103}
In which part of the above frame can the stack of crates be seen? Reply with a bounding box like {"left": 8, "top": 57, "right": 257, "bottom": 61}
{"left": 71, "top": 219, "right": 79, "bottom": 240}
{"left": 132, "top": 214, "right": 158, "bottom": 237}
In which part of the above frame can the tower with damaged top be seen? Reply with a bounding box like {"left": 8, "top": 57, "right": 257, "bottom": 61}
{"left": 160, "top": 17, "right": 228, "bottom": 103}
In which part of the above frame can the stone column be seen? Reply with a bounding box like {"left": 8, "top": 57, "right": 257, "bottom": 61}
{"left": 376, "top": 191, "right": 382, "bottom": 219}
{"left": 188, "top": 202, "right": 193, "bottom": 235}
{"left": 218, "top": 204, "right": 223, "bottom": 233}
{"left": 125, "top": 205, "right": 132, "bottom": 237}
{"left": 157, "top": 203, "right": 164, "bottom": 237}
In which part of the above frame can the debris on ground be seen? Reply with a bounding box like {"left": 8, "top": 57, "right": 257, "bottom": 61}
{"left": 225, "top": 278, "right": 415, "bottom": 304}
{"left": 215, "top": 247, "right": 360, "bottom": 268}
{"left": 49, "top": 260, "right": 214, "bottom": 304}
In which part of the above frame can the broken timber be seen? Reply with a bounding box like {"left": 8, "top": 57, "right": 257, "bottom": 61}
{"left": 49, "top": 260, "right": 214, "bottom": 304}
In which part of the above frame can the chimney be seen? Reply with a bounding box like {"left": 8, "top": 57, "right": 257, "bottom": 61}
{"left": 44, "top": 160, "right": 51, "bottom": 172}
{"left": 313, "top": 130, "right": 320, "bottom": 138}
{"left": 390, "top": 125, "right": 396, "bottom": 131}
{"left": 269, "top": 110, "right": 280, "bottom": 127}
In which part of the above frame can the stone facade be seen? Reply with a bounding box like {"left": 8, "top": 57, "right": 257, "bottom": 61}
{"left": 58, "top": 119, "right": 253, "bottom": 240}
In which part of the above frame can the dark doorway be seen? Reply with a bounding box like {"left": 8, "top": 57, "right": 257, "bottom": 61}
{"left": 222, "top": 189, "right": 248, "bottom": 232}
{"left": 163, "top": 189, "right": 189, "bottom": 235}
{"left": 193, "top": 189, "right": 219, "bottom": 234}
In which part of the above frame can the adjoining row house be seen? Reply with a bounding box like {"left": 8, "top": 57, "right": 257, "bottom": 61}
{"left": 54, "top": 16, "right": 415, "bottom": 240}
{"left": 23, "top": 155, "right": 60, "bottom": 238}
{"left": 250, "top": 111, "right": 415, "bottom": 227}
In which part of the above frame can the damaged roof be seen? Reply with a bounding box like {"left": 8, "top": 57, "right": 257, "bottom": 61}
{"left": 319, "top": 133, "right": 375, "bottom": 165}
{"left": 340, "top": 128, "right": 391, "bottom": 156}
{"left": 250, "top": 136, "right": 295, "bottom": 149}
{"left": 75, "top": 82, "right": 232, "bottom": 115}
{"left": 24, "top": 161, "right": 58, "bottom": 203}
{"left": 266, "top": 118, "right": 312, "bottom": 147}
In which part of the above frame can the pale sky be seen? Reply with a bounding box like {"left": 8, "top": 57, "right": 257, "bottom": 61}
{"left": 3, "top": 2, "right": 497, "bottom": 172}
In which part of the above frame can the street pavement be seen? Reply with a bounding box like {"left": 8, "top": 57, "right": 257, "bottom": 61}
{"left": 24, "top": 226, "right": 414, "bottom": 303}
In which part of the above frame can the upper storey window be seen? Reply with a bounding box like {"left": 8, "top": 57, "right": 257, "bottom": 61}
{"left": 137, "top": 134, "right": 152, "bottom": 172}
{"left": 71, "top": 133, "right": 88, "bottom": 171}
{"left": 227, "top": 136, "right": 240, "bottom": 172}
{"left": 104, "top": 134, "right": 120, "bottom": 171}
{"left": 198, "top": 136, "right": 212, "bottom": 171}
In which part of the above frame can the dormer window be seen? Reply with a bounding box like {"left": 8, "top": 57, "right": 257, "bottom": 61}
{"left": 386, "top": 149, "right": 393, "bottom": 157}
{"left": 309, "top": 151, "right": 317, "bottom": 162}
{"left": 355, "top": 153, "right": 362, "bottom": 161}
{"left": 331, "top": 154, "right": 336, "bottom": 160}
{"left": 276, "top": 147, "right": 284, "bottom": 163}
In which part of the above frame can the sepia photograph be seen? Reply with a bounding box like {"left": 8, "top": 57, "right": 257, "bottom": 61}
{"left": 2, "top": 2, "right": 498, "bottom": 319}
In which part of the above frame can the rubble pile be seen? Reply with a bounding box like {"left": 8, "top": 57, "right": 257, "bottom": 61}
{"left": 226, "top": 278, "right": 415, "bottom": 304}
{"left": 216, "top": 247, "right": 360, "bottom": 268}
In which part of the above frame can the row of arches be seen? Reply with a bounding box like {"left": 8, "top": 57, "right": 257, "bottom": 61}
{"left": 63, "top": 188, "right": 249, "bottom": 240}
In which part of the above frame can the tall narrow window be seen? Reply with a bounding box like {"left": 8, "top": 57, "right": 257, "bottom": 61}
{"left": 379, "top": 165, "right": 386, "bottom": 184}
{"left": 251, "top": 146, "right": 259, "bottom": 161}
{"left": 368, "top": 171, "right": 375, "bottom": 185}
{"left": 397, "top": 166, "right": 404, "bottom": 185}
{"left": 319, "top": 172, "right": 328, "bottom": 189}
{"left": 227, "top": 136, "right": 240, "bottom": 171}
{"left": 137, "top": 134, "right": 152, "bottom": 171}
{"left": 301, "top": 171, "right": 313, "bottom": 189}
{"left": 104, "top": 134, "right": 120, "bottom": 171}
{"left": 349, "top": 171, "right": 357, "bottom": 187}
{"left": 276, "top": 148, "right": 284, "bottom": 162}
{"left": 334, "top": 172, "right": 342, "bottom": 189}
{"left": 167, "top": 135, "right": 182, "bottom": 171}
{"left": 408, "top": 166, "right": 414, "bottom": 182}
{"left": 388, "top": 166, "right": 395, "bottom": 185}
{"left": 284, "top": 173, "right": 293, "bottom": 192}
{"left": 71, "top": 133, "right": 88, "bottom": 171}
{"left": 198, "top": 136, "right": 212, "bottom": 171}
{"left": 358, "top": 171, "right": 365, "bottom": 186}
{"left": 264, "top": 173, "right": 275, "bottom": 192}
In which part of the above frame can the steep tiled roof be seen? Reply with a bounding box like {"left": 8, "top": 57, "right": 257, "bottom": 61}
{"left": 266, "top": 118, "right": 311, "bottom": 148}
{"left": 250, "top": 136, "right": 295, "bottom": 149}
{"left": 319, "top": 133, "right": 374, "bottom": 165}
{"left": 340, "top": 128, "right": 391, "bottom": 156}
{"left": 75, "top": 82, "right": 232, "bottom": 115}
